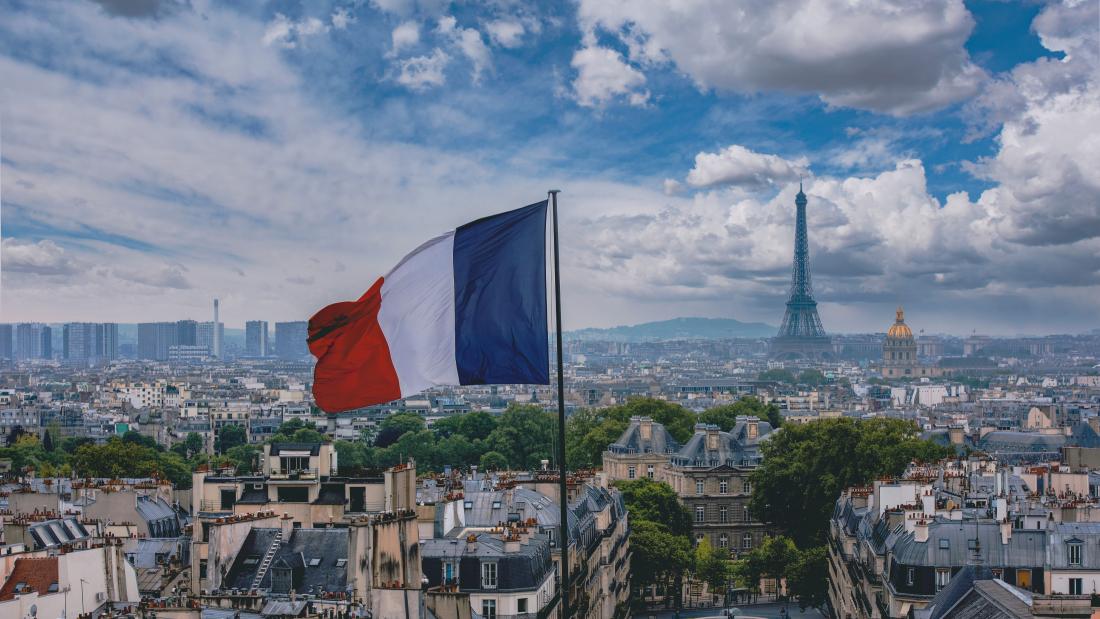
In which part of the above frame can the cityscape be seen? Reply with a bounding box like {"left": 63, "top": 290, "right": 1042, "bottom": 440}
{"left": 1, "top": 1, "right": 1098, "bottom": 619}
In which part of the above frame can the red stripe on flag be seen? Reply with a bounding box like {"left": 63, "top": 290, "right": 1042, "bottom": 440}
{"left": 308, "top": 277, "right": 401, "bottom": 412}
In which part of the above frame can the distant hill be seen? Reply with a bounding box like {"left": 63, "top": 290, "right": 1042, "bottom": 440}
{"left": 566, "top": 317, "right": 776, "bottom": 342}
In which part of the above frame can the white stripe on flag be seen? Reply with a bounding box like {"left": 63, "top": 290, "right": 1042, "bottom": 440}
{"left": 377, "top": 231, "right": 461, "bottom": 396}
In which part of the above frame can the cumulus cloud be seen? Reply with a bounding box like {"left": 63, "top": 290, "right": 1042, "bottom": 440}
{"left": 263, "top": 13, "right": 328, "bottom": 49}
{"left": 331, "top": 8, "right": 355, "bottom": 30}
{"left": 390, "top": 20, "right": 420, "bottom": 55}
{"left": 436, "top": 16, "right": 492, "bottom": 82}
{"left": 570, "top": 45, "right": 649, "bottom": 107}
{"left": 485, "top": 20, "right": 525, "bottom": 48}
{"left": 686, "top": 145, "right": 809, "bottom": 189}
{"left": 960, "top": 0, "right": 1100, "bottom": 247}
{"left": 1, "top": 239, "right": 79, "bottom": 275}
{"left": 575, "top": 0, "right": 986, "bottom": 116}
{"left": 395, "top": 48, "right": 450, "bottom": 90}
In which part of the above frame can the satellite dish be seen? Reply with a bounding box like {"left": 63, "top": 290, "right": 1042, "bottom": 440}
{"left": 28, "top": 604, "right": 37, "bottom": 617}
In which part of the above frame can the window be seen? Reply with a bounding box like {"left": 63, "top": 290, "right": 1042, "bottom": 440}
{"left": 742, "top": 533, "right": 752, "bottom": 550}
{"left": 719, "top": 534, "right": 729, "bottom": 548}
{"left": 518, "top": 598, "right": 528, "bottom": 613}
{"left": 720, "top": 480, "right": 729, "bottom": 494}
{"left": 481, "top": 562, "right": 498, "bottom": 589}
{"left": 743, "top": 480, "right": 752, "bottom": 494}
{"left": 743, "top": 505, "right": 751, "bottom": 522}
{"left": 481, "top": 599, "right": 496, "bottom": 619}
{"left": 696, "top": 480, "right": 704, "bottom": 495}
{"left": 695, "top": 506, "right": 705, "bottom": 523}
{"left": 647, "top": 464, "right": 655, "bottom": 479}
{"left": 696, "top": 533, "right": 704, "bottom": 544}
{"left": 720, "top": 506, "right": 728, "bottom": 523}
{"left": 628, "top": 466, "right": 636, "bottom": 479}
{"left": 936, "top": 569, "right": 950, "bottom": 591}
{"left": 906, "top": 568, "right": 915, "bottom": 586}
{"left": 1069, "top": 542, "right": 1083, "bottom": 566}
{"left": 938, "top": 539, "right": 950, "bottom": 549}
{"left": 1070, "top": 578, "right": 1083, "bottom": 595}
{"left": 443, "top": 561, "right": 457, "bottom": 583}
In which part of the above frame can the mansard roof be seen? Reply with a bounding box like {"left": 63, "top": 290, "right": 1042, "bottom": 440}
{"left": 608, "top": 416, "right": 680, "bottom": 455}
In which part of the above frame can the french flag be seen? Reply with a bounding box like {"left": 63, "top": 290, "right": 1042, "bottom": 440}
{"left": 308, "top": 201, "right": 550, "bottom": 412}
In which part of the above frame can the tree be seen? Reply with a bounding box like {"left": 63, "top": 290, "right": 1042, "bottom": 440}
{"left": 630, "top": 519, "right": 693, "bottom": 608}
{"left": 693, "top": 538, "right": 730, "bottom": 595}
{"left": 485, "top": 405, "right": 555, "bottom": 470}
{"left": 291, "top": 427, "right": 326, "bottom": 443}
{"left": 225, "top": 444, "right": 261, "bottom": 473}
{"left": 335, "top": 440, "right": 377, "bottom": 474}
{"left": 122, "top": 430, "right": 158, "bottom": 450}
{"left": 184, "top": 432, "right": 204, "bottom": 457}
{"left": 757, "top": 368, "right": 795, "bottom": 383}
{"left": 787, "top": 545, "right": 829, "bottom": 610}
{"left": 740, "top": 535, "right": 799, "bottom": 597}
{"left": 797, "top": 369, "right": 826, "bottom": 387}
{"left": 750, "top": 417, "right": 951, "bottom": 547}
{"left": 216, "top": 424, "right": 247, "bottom": 454}
{"left": 614, "top": 478, "right": 692, "bottom": 537}
{"left": 565, "top": 408, "right": 629, "bottom": 470}
{"left": 479, "top": 450, "right": 509, "bottom": 471}
{"left": 42, "top": 428, "right": 54, "bottom": 452}
{"left": 457, "top": 412, "right": 497, "bottom": 442}
{"left": 375, "top": 413, "right": 426, "bottom": 447}
{"left": 699, "top": 397, "right": 782, "bottom": 431}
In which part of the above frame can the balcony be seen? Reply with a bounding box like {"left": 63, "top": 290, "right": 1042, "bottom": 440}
{"left": 268, "top": 468, "right": 319, "bottom": 481}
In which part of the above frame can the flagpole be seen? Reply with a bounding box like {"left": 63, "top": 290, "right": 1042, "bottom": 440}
{"left": 549, "top": 189, "right": 570, "bottom": 619}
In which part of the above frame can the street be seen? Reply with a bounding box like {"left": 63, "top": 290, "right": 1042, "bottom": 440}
{"left": 640, "top": 601, "right": 828, "bottom": 619}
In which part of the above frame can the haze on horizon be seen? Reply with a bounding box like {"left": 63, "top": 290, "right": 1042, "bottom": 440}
{"left": 0, "top": 0, "right": 1097, "bottom": 337}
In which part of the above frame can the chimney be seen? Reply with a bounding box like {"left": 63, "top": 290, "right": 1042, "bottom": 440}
{"left": 213, "top": 298, "right": 221, "bottom": 359}
{"left": 948, "top": 426, "right": 964, "bottom": 446}
{"left": 748, "top": 420, "right": 759, "bottom": 440}
{"left": 639, "top": 417, "right": 653, "bottom": 441}
{"left": 914, "top": 519, "right": 929, "bottom": 543}
{"left": 1000, "top": 519, "right": 1012, "bottom": 544}
{"left": 705, "top": 425, "right": 720, "bottom": 451}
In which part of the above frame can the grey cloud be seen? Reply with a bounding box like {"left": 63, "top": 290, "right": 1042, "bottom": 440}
{"left": 90, "top": 0, "right": 187, "bottom": 19}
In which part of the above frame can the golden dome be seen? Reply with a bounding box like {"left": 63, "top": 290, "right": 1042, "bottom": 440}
{"left": 887, "top": 306, "right": 913, "bottom": 339}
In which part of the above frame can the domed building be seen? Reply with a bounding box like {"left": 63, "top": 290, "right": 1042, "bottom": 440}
{"left": 882, "top": 307, "right": 942, "bottom": 378}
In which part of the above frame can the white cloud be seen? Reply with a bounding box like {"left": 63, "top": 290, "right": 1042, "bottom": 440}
{"left": 436, "top": 16, "right": 491, "bottom": 82}
{"left": 395, "top": 48, "right": 450, "bottom": 90}
{"left": 575, "top": 0, "right": 986, "bottom": 116}
{"left": 485, "top": 19, "right": 524, "bottom": 48}
{"left": 262, "top": 13, "right": 328, "bottom": 49}
{"left": 331, "top": 7, "right": 355, "bottom": 30}
{"left": 686, "top": 145, "right": 809, "bottom": 189}
{"left": 570, "top": 45, "right": 648, "bottom": 108}
{"left": 1, "top": 239, "right": 78, "bottom": 275}
{"left": 390, "top": 20, "right": 420, "bottom": 55}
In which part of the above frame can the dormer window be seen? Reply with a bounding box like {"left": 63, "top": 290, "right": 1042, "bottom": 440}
{"left": 1068, "top": 541, "right": 1083, "bottom": 565}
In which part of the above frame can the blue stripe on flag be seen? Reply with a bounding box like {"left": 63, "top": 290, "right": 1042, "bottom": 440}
{"left": 452, "top": 200, "right": 550, "bottom": 386}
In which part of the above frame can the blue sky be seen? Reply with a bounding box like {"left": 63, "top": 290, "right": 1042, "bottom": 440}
{"left": 1, "top": 0, "right": 1097, "bottom": 335}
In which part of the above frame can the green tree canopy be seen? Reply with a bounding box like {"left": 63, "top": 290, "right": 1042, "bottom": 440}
{"left": 757, "top": 368, "right": 795, "bottom": 383}
{"left": 613, "top": 478, "right": 692, "bottom": 537}
{"left": 787, "top": 545, "right": 829, "bottom": 610}
{"left": 630, "top": 519, "right": 693, "bottom": 605}
{"left": 479, "top": 450, "right": 509, "bottom": 471}
{"left": 698, "top": 397, "right": 782, "bottom": 430}
{"left": 485, "top": 405, "right": 555, "bottom": 470}
{"left": 216, "top": 424, "right": 247, "bottom": 454}
{"left": 376, "top": 413, "right": 426, "bottom": 447}
{"left": 750, "top": 417, "right": 951, "bottom": 547}
{"left": 797, "top": 369, "right": 827, "bottom": 387}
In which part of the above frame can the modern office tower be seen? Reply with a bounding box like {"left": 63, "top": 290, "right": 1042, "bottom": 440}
{"left": 63, "top": 322, "right": 120, "bottom": 362}
{"left": 245, "top": 320, "right": 269, "bottom": 357}
{"left": 14, "top": 323, "right": 52, "bottom": 360}
{"left": 63, "top": 322, "right": 94, "bottom": 361}
{"left": 176, "top": 320, "right": 198, "bottom": 346}
{"left": 196, "top": 321, "right": 223, "bottom": 356}
{"left": 275, "top": 321, "right": 309, "bottom": 359}
{"left": 99, "top": 323, "right": 119, "bottom": 360}
{"left": 213, "top": 298, "right": 222, "bottom": 359}
{"left": 0, "top": 324, "right": 12, "bottom": 360}
{"left": 137, "top": 322, "right": 179, "bottom": 361}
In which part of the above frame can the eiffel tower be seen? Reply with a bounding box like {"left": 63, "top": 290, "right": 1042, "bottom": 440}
{"left": 771, "top": 184, "right": 833, "bottom": 360}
